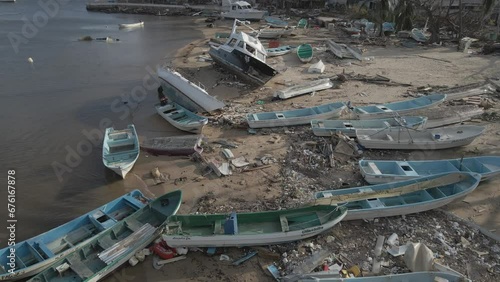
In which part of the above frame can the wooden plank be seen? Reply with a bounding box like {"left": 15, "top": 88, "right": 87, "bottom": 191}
{"left": 312, "top": 173, "right": 465, "bottom": 205}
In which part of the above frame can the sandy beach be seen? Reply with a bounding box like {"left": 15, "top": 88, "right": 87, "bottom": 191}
{"left": 114, "top": 18, "right": 500, "bottom": 282}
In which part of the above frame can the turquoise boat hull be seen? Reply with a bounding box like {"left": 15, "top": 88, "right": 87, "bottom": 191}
{"left": 0, "top": 190, "right": 149, "bottom": 281}
{"left": 360, "top": 156, "right": 500, "bottom": 184}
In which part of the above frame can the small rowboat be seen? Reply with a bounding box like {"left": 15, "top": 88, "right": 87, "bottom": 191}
{"left": 264, "top": 16, "right": 289, "bottom": 28}
{"left": 102, "top": 124, "right": 140, "bottom": 178}
{"left": 313, "top": 172, "right": 481, "bottom": 221}
{"left": 297, "top": 18, "right": 308, "bottom": 29}
{"left": 359, "top": 156, "right": 500, "bottom": 184}
{"left": 118, "top": 21, "right": 144, "bottom": 29}
{"left": 356, "top": 125, "right": 485, "bottom": 150}
{"left": 296, "top": 44, "right": 313, "bottom": 63}
{"left": 274, "top": 78, "right": 333, "bottom": 100}
{"left": 266, "top": 45, "right": 294, "bottom": 57}
{"left": 311, "top": 116, "right": 427, "bottom": 137}
{"left": 162, "top": 205, "right": 347, "bottom": 247}
{"left": 156, "top": 103, "right": 208, "bottom": 134}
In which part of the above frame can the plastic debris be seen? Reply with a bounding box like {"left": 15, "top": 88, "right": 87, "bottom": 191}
{"left": 220, "top": 254, "right": 231, "bottom": 261}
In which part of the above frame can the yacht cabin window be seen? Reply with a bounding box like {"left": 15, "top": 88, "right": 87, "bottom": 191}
{"left": 237, "top": 41, "right": 244, "bottom": 48}
{"left": 228, "top": 38, "right": 237, "bottom": 47}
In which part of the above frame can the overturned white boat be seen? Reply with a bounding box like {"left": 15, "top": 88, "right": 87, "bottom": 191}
{"left": 209, "top": 20, "right": 277, "bottom": 85}
{"left": 158, "top": 67, "right": 225, "bottom": 113}
{"left": 118, "top": 21, "right": 144, "bottom": 29}
{"left": 273, "top": 78, "right": 333, "bottom": 100}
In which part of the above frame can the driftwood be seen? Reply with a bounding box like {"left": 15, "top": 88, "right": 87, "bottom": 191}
{"left": 312, "top": 173, "right": 465, "bottom": 205}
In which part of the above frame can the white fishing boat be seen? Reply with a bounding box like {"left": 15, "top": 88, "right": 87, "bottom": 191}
{"left": 118, "top": 21, "right": 144, "bottom": 29}
{"left": 249, "top": 27, "right": 295, "bottom": 39}
{"left": 356, "top": 125, "right": 485, "bottom": 150}
{"left": 274, "top": 78, "right": 333, "bottom": 100}
{"left": 102, "top": 124, "right": 140, "bottom": 178}
{"left": 157, "top": 67, "right": 225, "bottom": 113}
{"left": 246, "top": 102, "right": 346, "bottom": 128}
{"left": 156, "top": 103, "right": 208, "bottom": 134}
{"left": 220, "top": 0, "right": 267, "bottom": 21}
{"left": 359, "top": 156, "right": 500, "bottom": 184}
{"left": 208, "top": 19, "right": 277, "bottom": 85}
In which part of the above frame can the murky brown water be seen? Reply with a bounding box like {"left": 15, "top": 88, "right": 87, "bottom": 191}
{"left": 0, "top": 0, "right": 200, "bottom": 252}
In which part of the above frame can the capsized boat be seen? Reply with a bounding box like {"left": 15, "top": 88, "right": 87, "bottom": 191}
{"left": 0, "top": 190, "right": 149, "bottom": 281}
{"left": 359, "top": 156, "right": 500, "bottom": 184}
{"left": 295, "top": 271, "right": 471, "bottom": 282}
{"left": 266, "top": 45, "right": 294, "bottom": 57}
{"left": 27, "top": 190, "right": 182, "bottom": 282}
{"left": 141, "top": 135, "right": 204, "bottom": 156}
{"left": 155, "top": 103, "right": 208, "bottom": 134}
{"left": 311, "top": 116, "right": 427, "bottom": 137}
{"left": 157, "top": 67, "right": 225, "bottom": 113}
{"left": 313, "top": 172, "right": 480, "bottom": 221}
{"left": 220, "top": 0, "right": 267, "bottom": 21}
{"left": 264, "top": 16, "right": 289, "bottom": 28}
{"left": 208, "top": 19, "right": 278, "bottom": 85}
{"left": 102, "top": 124, "right": 140, "bottom": 178}
{"left": 351, "top": 93, "right": 447, "bottom": 119}
{"left": 356, "top": 125, "right": 485, "bottom": 150}
{"left": 297, "top": 18, "right": 308, "bottom": 29}
{"left": 297, "top": 44, "right": 313, "bottom": 63}
{"left": 162, "top": 205, "right": 347, "bottom": 247}
{"left": 246, "top": 102, "right": 346, "bottom": 128}
{"left": 273, "top": 78, "right": 333, "bottom": 100}
{"left": 118, "top": 21, "right": 144, "bottom": 29}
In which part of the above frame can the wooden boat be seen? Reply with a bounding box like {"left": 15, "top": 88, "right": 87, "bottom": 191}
{"left": 102, "top": 124, "right": 140, "bottom": 178}
{"left": 297, "top": 44, "right": 313, "bottom": 63}
{"left": 359, "top": 156, "right": 500, "bottom": 184}
{"left": 356, "top": 125, "right": 485, "bottom": 150}
{"left": 246, "top": 102, "right": 346, "bottom": 129}
{"left": 141, "top": 135, "right": 204, "bottom": 156}
{"left": 311, "top": 116, "right": 427, "bottom": 137}
{"left": 313, "top": 172, "right": 480, "bottom": 221}
{"left": 264, "top": 16, "right": 289, "bottom": 28}
{"left": 297, "top": 18, "right": 308, "bottom": 29}
{"left": 156, "top": 103, "right": 208, "bottom": 134}
{"left": 27, "top": 190, "right": 182, "bottom": 282}
{"left": 296, "top": 271, "right": 471, "bottom": 282}
{"left": 411, "top": 28, "right": 430, "bottom": 42}
{"left": 162, "top": 205, "right": 347, "bottom": 247}
{"left": 249, "top": 27, "right": 295, "bottom": 39}
{"left": 266, "top": 45, "right": 294, "bottom": 57}
{"left": 273, "top": 78, "right": 333, "bottom": 100}
{"left": 118, "top": 21, "right": 144, "bottom": 29}
{"left": 0, "top": 190, "right": 149, "bottom": 281}
{"left": 351, "top": 94, "right": 447, "bottom": 119}
{"left": 157, "top": 67, "right": 225, "bottom": 113}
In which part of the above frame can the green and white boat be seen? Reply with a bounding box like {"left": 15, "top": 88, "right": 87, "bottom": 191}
{"left": 27, "top": 190, "right": 182, "bottom": 282}
{"left": 297, "top": 44, "right": 313, "bottom": 63}
{"left": 162, "top": 205, "right": 347, "bottom": 247}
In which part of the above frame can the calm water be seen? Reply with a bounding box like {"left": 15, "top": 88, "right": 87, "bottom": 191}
{"left": 0, "top": 0, "right": 200, "bottom": 249}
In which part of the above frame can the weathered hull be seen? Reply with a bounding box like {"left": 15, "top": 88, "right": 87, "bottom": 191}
{"left": 158, "top": 68, "right": 225, "bottom": 113}
{"left": 141, "top": 136, "right": 203, "bottom": 156}
{"left": 360, "top": 157, "right": 500, "bottom": 184}
{"left": 274, "top": 78, "right": 333, "bottom": 100}
{"left": 209, "top": 47, "right": 276, "bottom": 85}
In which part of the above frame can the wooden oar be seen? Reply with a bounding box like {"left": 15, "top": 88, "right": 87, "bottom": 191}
{"left": 311, "top": 173, "right": 466, "bottom": 206}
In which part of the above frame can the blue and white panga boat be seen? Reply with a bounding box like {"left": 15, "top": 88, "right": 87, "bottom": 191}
{"left": 359, "top": 156, "right": 500, "bottom": 184}
{"left": 0, "top": 190, "right": 150, "bottom": 281}
{"left": 312, "top": 172, "right": 481, "bottom": 221}
{"left": 351, "top": 93, "right": 446, "bottom": 119}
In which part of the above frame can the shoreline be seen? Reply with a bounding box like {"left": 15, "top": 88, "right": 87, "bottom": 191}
{"left": 118, "top": 16, "right": 500, "bottom": 282}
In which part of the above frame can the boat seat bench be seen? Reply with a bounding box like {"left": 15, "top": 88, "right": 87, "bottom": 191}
{"left": 367, "top": 162, "right": 382, "bottom": 175}
{"left": 214, "top": 220, "right": 223, "bottom": 234}
{"left": 126, "top": 218, "right": 144, "bottom": 232}
{"left": 36, "top": 242, "right": 55, "bottom": 257}
{"left": 66, "top": 255, "right": 94, "bottom": 278}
